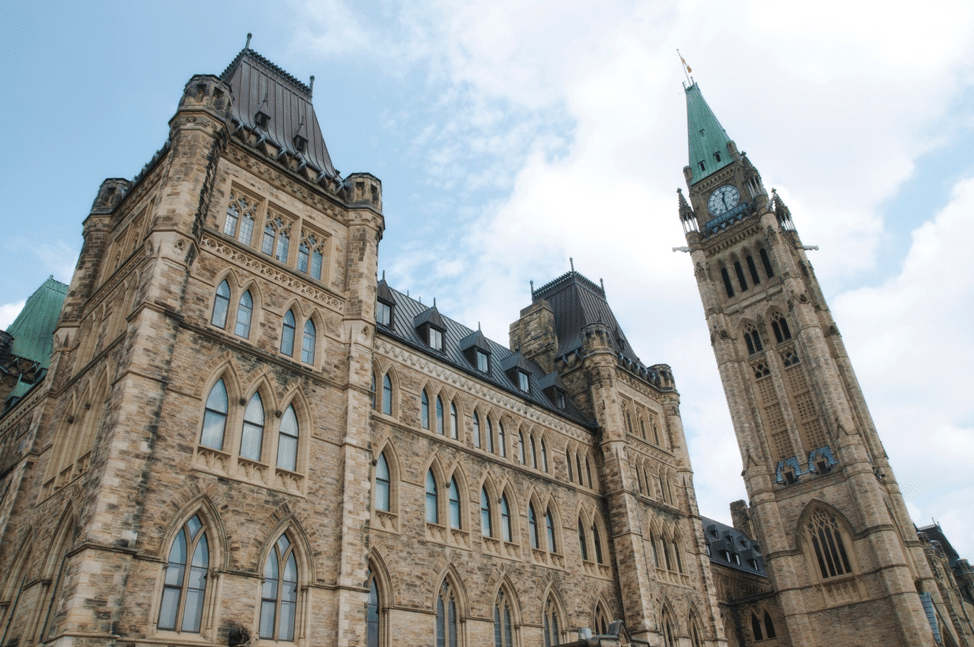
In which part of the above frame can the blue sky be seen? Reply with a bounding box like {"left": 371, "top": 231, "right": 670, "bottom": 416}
{"left": 2, "top": 0, "right": 972, "bottom": 557}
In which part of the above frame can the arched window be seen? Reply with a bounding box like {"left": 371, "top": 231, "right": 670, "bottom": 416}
{"left": 500, "top": 494, "right": 512, "bottom": 542}
{"left": 281, "top": 310, "right": 296, "bottom": 355}
{"left": 543, "top": 597, "right": 560, "bottom": 647}
{"left": 40, "top": 522, "right": 74, "bottom": 640}
{"left": 277, "top": 404, "right": 299, "bottom": 471}
{"left": 639, "top": 418, "right": 647, "bottom": 439}
{"left": 744, "top": 326, "right": 763, "bottom": 355}
{"left": 481, "top": 487, "right": 492, "bottom": 537}
{"left": 734, "top": 260, "right": 749, "bottom": 291}
{"left": 366, "top": 569, "right": 381, "bottom": 647}
{"left": 578, "top": 520, "right": 589, "bottom": 561}
{"left": 651, "top": 534, "right": 661, "bottom": 568}
{"left": 235, "top": 290, "right": 253, "bottom": 338}
{"left": 576, "top": 454, "right": 584, "bottom": 486}
{"left": 498, "top": 422, "right": 506, "bottom": 457}
{"left": 494, "top": 589, "right": 514, "bottom": 647}
{"left": 530, "top": 436, "right": 537, "bottom": 468}
{"left": 426, "top": 470, "right": 439, "bottom": 524}
{"left": 661, "top": 613, "right": 676, "bottom": 647}
{"left": 212, "top": 280, "right": 231, "bottom": 328}
{"left": 448, "top": 476, "right": 462, "bottom": 529}
{"left": 625, "top": 410, "right": 633, "bottom": 434}
{"left": 436, "top": 396, "right": 445, "bottom": 435}
{"left": 518, "top": 432, "right": 526, "bottom": 464}
{"left": 805, "top": 509, "right": 853, "bottom": 579}
{"left": 595, "top": 604, "right": 609, "bottom": 636}
{"left": 371, "top": 372, "right": 376, "bottom": 409}
{"left": 382, "top": 374, "right": 392, "bottom": 415}
{"left": 567, "top": 450, "right": 574, "bottom": 481}
{"left": 771, "top": 313, "right": 792, "bottom": 344}
{"left": 746, "top": 255, "right": 761, "bottom": 285}
{"left": 592, "top": 522, "right": 604, "bottom": 564}
{"left": 260, "top": 533, "right": 298, "bottom": 641}
{"left": 760, "top": 248, "right": 775, "bottom": 278}
{"left": 751, "top": 613, "right": 764, "bottom": 641}
{"left": 585, "top": 457, "right": 593, "bottom": 489}
{"left": 376, "top": 453, "right": 391, "bottom": 512}
{"left": 545, "top": 508, "right": 557, "bottom": 553}
{"left": 158, "top": 515, "right": 208, "bottom": 632}
{"left": 764, "top": 611, "right": 776, "bottom": 638}
{"left": 200, "top": 379, "right": 228, "bottom": 450}
{"left": 689, "top": 614, "right": 704, "bottom": 647}
{"left": 301, "top": 319, "right": 316, "bottom": 364}
{"left": 540, "top": 439, "right": 548, "bottom": 472}
{"left": 421, "top": 391, "right": 430, "bottom": 429}
{"left": 672, "top": 538, "right": 684, "bottom": 573}
{"left": 240, "top": 392, "right": 264, "bottom": 462}
{"left": 528, "top": 504, "right": 539, "bottom": 549}
{"left": 721, "top": 267, "right": 735, "bottom": 298}
{"left": 450, "top": 402, "right": 458, "bottom": 440}
{"left": 485, "top": 417, "right": 494, "bottom": 453}
{"left": 436, "top": 580, "right": 459, "bottom": 647}
{"left": 473, "top": 413, "right": 481, "bottom": 448}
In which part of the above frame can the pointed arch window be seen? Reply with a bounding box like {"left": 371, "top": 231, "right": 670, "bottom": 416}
{"left": 498, "top": 422, "right": 506, "bottom": 457}
{"left": 235, "top": 290, "right": 253, "bottom": 338}
{"left": 212, "top": 280, "right": 231, "bottom": 328}
{"left": 201, "top": 379, "right": 228, "bottom": 450}
{"left": 301, "top": 319, "right": 316, "bottom": 364}
{"left": 277, "top": 405, "right": 299, "bottom": 471}
{"left": 240, "top": 392, "right": 264, "bottom": 461}
{"left": 481, "top": 487, "right": 492, "bottom": 537}
{"left": 771, "top": 313, "right": 792, "bottom": 344}
{"left": 376, "top": 453, "right": 391, "bottom": 512}
{"left": 543, "top": 597, "right": 560, "bottom": 647}
{"left": 528, "top": 504, "right": 539, "bottom": 549}
{"left": 436, "top": 580, "right": 459, "bottom": 647}
{"left": 450, "top": 402, "right": 458, "bottom": 440}
{"left": 500, "top": 494, "right": 513, "bottom": 542}
{"left": 371, "top": 372, "right": 376, "bottom": 410}
{"left": 593, "top": 522, "right": 604, "bottom": 564}
{"left": 734, "top": 260, "right": 749, "bottom": 291}
{"left": 436, "top": 396, "right": 445, "bottom": 435}
{"left": 751, "top": 613, "right": 764, "bottom": 641}
{"left": 426, "top": 470, "right": 439, "bottom": 524}
{"left": 40, "top": 523, "right": 74, "bottom": 640}
{"left": 806, "top": 509, "right": 853, "bottom": 579}
{"left": 595, "top": 604, "right": 609, "bottom": 636}
{"left": 494, "top": 589, "right": 514, "bottom": 647}
{"left": 639, "top": 418, "right": 647, "bottom": 439}
{"left": 485, "top": 417, "right": 494, "bottom": 453}
{"left": 661, "top": 614, "right": 676, "bottom": 647}
{"left": 625, "top": 410, "right": 633, "bottom": 434}
{"left": 585, "top": 457, "right": 593, "bottom": 489}
{"left": 689, "top": 614, "right": 704, "bottom": 647}
{"left": 744, "top": 327, "right": 763, "bottom": 355}
{"left": 518, "top": 432, "right": 526, "bottom": 464}
{"left": 366, "top": 569, "right": 381, "bottom": 647}
{"left": 158, "top": 515, "right": 208, "bottom": 633}
{"left": 448, "top": 476, "right": 462, "bottom": 529}
{"left": 540, "top": 439, "right": 548, "bottom": 472}
{"left": 651, "top": 534, "right": 661, "bottom": 568}
{"left": 721, "top": 267, "right": 735, "bottom": 298}
{"left": 421, "top": 390, "right": 430, "bottom": 429}
{"left": 281, "top": 310, "right": 296, "bottom": 355}
{"left": 746, "top": 255, "right": 761, "bottom": 285}
{"left": 576, "top": 454, "right": 584, "bottom": 486}
{"left": 530, "top": 436, "right": 537, "bottom": 469}
{"left": 260, "top": 533, "right": 298, "bottom": 641}
{"left": 473, "top": 412, "right": 481, "bottom": 448}
{"left": 760, "top": 247, "right": 775, "bottom": 278}
{"left": 764, "top": 611, "right": 776, "bottom": 638}
{"left": 567, "top": 450, "right": 574, "bottom": 481}
{"left": 382, "top": 374, "right": 392, "bottom": 415}
{"left": 578, "top": 520, "right": 589, "bottom": 561}
{"left": 545, "top": 508, "right": 557, "bottom": 553}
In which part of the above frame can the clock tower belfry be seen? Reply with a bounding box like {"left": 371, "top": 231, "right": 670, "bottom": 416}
{"left": 678, "top": 82, "right": 948, "bottom": 647}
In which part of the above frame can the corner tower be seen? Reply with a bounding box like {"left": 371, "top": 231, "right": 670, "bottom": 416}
{"left": 678, "top": 82, "right": 947, "bottom": 646}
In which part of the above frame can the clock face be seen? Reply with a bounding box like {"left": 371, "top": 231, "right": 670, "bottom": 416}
{"left": 707, "top": 185, "right": 741, "bottom": 216}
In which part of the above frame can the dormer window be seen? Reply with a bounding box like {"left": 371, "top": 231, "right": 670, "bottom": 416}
{"left": 413, "top": 304, "right": 446, "bottom": 354}
{"left": 476, "top": 349, "right": 489, "bottom": 373}
{"left": 714, "top": 152, "right": 721, "bottom": 163}
{"left": 517, "top": 371, "right": 530, "bottom": 393}
{"left": 254, "top": 110, "right": 270, "bottom": 130}
{"left": 377, "top": 301, "right": 392, "bottom": 327}
{"left": 556, "top": 391, "right": 566, "bottom": 409}
{"left": 460, "top": 328, "right": 491, "bottom": 375}
{"left": 699, "top": 161, "right": 706, "bottom": 172}
{"left": 429, "top": 327, "right": 444, "bottom": 351}
{"left": 293, "top": 134, "right": 308, "bottom": 153}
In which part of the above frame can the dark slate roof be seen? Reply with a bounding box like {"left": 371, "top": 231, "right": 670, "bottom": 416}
{"left": 700, "top": 516, "right": 767, "bottom": 577}
{"left": 221, "top": 48, "right": 336, "bottom": 177}
{"left": 5, "top": 276, "right": 67, "bottom": 369}
{"left": 531, "top": 271, "right": 643, "bottom": 368}
{"left": 376, "top": 284, "right": 595, "bottom": 430}
{"left": 918, "top": 523, "right": 963, "bottom": 567}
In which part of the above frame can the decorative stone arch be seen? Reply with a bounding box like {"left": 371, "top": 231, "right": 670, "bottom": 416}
{"left": 254, "top": 514, "right": 316, "bottom": 642}
{"left": 495, "top": 412, "right": 513, "bottom": 458}
{"left": 496, "top": 478, "right": 520, "bottom": 545}
{"left": 373, "top": 361, "right": 400, "bottom": 417}
{"left": 0, "top": 528, "right": 35, "bottom": 641}
{"left": 796, "top": 500, "right": 861, "bottom": 584}
{"left": 490, "top": 574, "right": 523, "bottom": 628}
{"left": 592, "top": 595, "right": 612, "bottom": 635}
{"left": 275, "top": 387, "right": 311, "bottom": 476}
{"left": 540, "top": 494, "right": 564, "bottom": 555}
{"left": 686, "top": 604, "right": 706, "bottom": 647}
{"left": 432, "top": 563, "right": 469, "bottom": 643}
{"left": 540, "top": 584, "right": 568, "bottom": 646}
{"left": 515, "top": 423, "right": 529, "bottom": 465}
{"left": 658, "top": 600, "right": 679, "bottom": 647}
{"left": 445, "top": 460, "right": 471, "bottom": 528}
{"left": 366, "top": 548, "right": 394, "bottom": 647}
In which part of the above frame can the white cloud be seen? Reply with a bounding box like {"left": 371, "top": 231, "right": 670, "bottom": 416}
{"left": 0, "top": 301, "right": 26, "bottom": 331}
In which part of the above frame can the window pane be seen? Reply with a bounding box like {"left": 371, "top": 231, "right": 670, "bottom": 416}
{"left": 311, "top": 250, "right": 323, "bottom": 280}
{"left": 239, "top": 213, "right": 255, "bottom": 245}
{"left": 450, "top": 402, "right": 458, "bottom": 439}
{"left": 212, "top": 281, "right": 230, "bottom": 328}
{"left": 498, "top": 423, "right": 505, "bottom": 457}
{"left": 200, "top": 410, "right": 226, "bottom": 450}
{"left": 481, "top": 488, "right": 492, "bottom": 536}
{"left": 224, "top": 205, "right": 238, "bottom": 236}
{"left": 277, "top": 435, "right": 298, "bottom": 472}
{"left": 280, "top": 599, "right": 296, "bottom": 641}
{"left": 382, "top": 375, "right": 392, "bottom": 415}
{"left": 158, "top": 588, "right": 180, "bottom": 630}
{"left": 501, "top": 496, "right": 512, "bottom": 542}
{"left": 436, "top": 397, "right": 444, "bottom": 435}
{"left": 298, "top": 243, "right": 309, "bottom": 273}
{"left": 473, "top": 413, "right": 481, "bottom": 448}
{"left": 449, "top": 478, "right": 461, "bottom": 529}
{"left": 302, "top": 320, "right": 316, "bottom": 364}
{"left": 421, "top": 391, "right": 429, "bottom": 429}
{"left": 276, "top": 232, "right": 290, "bottom": 263}
{"left": 182, "top": 588, "right": 204, "bottom": 632}
{"left": 426, "top": 471, "right": 438, "bottom": 524}
{"left": 260, "top": 600, "right": 277, "bottom": 638}
{"left": 262, "top": 225, "right": 275, "bottom": 255}
{"left": 235, "top": 291, "right": 253, "bottom": 338}
{"left": 281, "top": 310, "right": 296, "bottom": 355}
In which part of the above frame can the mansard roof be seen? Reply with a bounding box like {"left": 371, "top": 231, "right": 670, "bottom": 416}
{"left": 221, "top": 47, "right": 337, "bottom": 177}
{"left": 700, "top": 516, "right": 767, "bottom": 577}
{"left": 531, "top": 270, "right": 643, "bottom": 369}
{"left": 376, "top": 283, "right": 595, "bottom": 429}
{"left": 5, "top": 276, "right": 67, "bottom": 369}
{"left": 685, "top": 81, "right": 734, "bottom": 184}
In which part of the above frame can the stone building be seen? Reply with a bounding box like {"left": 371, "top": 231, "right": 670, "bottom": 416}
{"left": 0, "top": 46, "right": 971, "bottom": 647}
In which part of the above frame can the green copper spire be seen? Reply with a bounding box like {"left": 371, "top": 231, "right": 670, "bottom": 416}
{"left": 5, "top": 276, "right": 67, "bottom": 369}
{"left": 685, "top": 82, "right": 734, "bottom": 184}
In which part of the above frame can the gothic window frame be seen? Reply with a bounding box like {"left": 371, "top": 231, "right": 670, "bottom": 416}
{"left": 497, "top": 421, "right": 506, "bottom": 457}
{"left": 239, "top": 390, "right": 266, "bottom": 463}
{"left": 493, "top": 586, "right": 517, "bottom": 647}
{"left": 235, "top": 289, "right": 255, "bottom": 338}
{"left": 485, "top": 416, "right": 495, "bottom": 454}
{"left": 481, "top": 486, "right": 493, "bottom": 538}
{"left": 449, "top": 400, "right": 459, "bottom": 440}
{"left": 421, "top": 390, "right": 430, "bottom": 429}
{"left": 280, "top": 309, "right": 296, "bottom": 356}
{"left": 578, "top": 518, "right": 589, "bottom": 562}
{"left": 261, "top": 213, "right": 293, "bottom": 265}
{"left": 436, "top": 394, "right": 445, "bottom": 435}
{"left": 426, "top": 468, "right": 440, "bottom": 525}
{"left": 212, "top": 279, "right": 232, "bottom": 329}
{"left": 473, "top": 411, "right": 482, "bottom": 448}
{"left": 801, "top": 506, "right": 858, "bottom": 583}
{"left": 301, "top": 318, "right": 316, "bottom": 365}
{"left": 542, "top": 594, "right": 563, "bottom": 647}
{"left": 36, "top": 514, "right": 76, "bottom": 642}
{"left": 155, "top": 513, "right": 214, "bottom": 635}
{"left": 500, "top": 490, "right": 514, "bottom": 544}
{"left": 259, "top": 532, "right": 300, "bottom": 642}
{"left": 435, "top": 578, "right": 463, "bottom": 647}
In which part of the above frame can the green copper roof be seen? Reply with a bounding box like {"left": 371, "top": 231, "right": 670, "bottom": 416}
{"left": 686, "top": 82, "right": 734, "bottom": 184}
{"left": 5, "top": 276, "right": 67, "bottom": 369}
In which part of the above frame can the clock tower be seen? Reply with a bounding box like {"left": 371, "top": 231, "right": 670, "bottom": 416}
{"left": 678, "top": 81, "right": 948, "bottom": 646}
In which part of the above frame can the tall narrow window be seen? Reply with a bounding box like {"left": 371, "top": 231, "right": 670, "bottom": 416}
{"left": 448, "top": 476, "right": 462, "bottom": 529}
{"left": 500, "top": 495, "right": 512, "bottom": 542}
{"left": 498, "top": 422, "right": 506, "bottom": 457}
{"left": 806, "top": 509, "right": 853, "bottom": 579}
{"left": 436, "top": 581, "right": 458, "bottom": 647}
{"left": 277, "top": 405, "right": 299, "bottom": 471}
{"left": 41, "top": 526, "right": 73, "bottom": 640}
{"left": 212, "top": 281, "right": 230, "bottom": 328}
{"left": 486, "top": 418, "right": 494, "bottom": 453}
{"left": 310, "top": 248, "right": 323, "bottom": 281}
{"left": 764, "top": 612, "right": 777, "bottom": 638}
{"left": 262, "top": 223, "right": 276, "bottom": 255}
{"left": 545, "top": 508, "right": 557, "bottom": 553}
{"left": 158, "top": 515, "right": 208, "bottom": 633}
{"left": 734, "top": 260, "right": 749, "bottom": 291}
{"left": 276, "top": 229, "right": 290, "bottom": 264}
{"left": 540, "top": 439, "right": 548, "bottom": 472}
{"left": 626, "top": 410, "right": 633, "bottom": 434}
{"left": 473, "top": 413, "right": 481, "bottom": 448}
{"left": 746, "top": 255, "right": 761, "bottom": 285}
{"left": 578, "top": 520, "right": 588, "bottom": 561}
{"left": 751, "top": 613, "right": 764, "bottom": 641}
{"left": 382, "top": 375, "right": 392, "bottom": 415}
{"left": 530, "top": 436, "right": 537, "bottom": 468}
{"left": 481, "top": 487, "right": 492, "bottom": 537}
{"left": 367, "top": 570, "right": 381, "bottom": 647}
{"left": 377, "top": 301, "right": 391, "bottom": 327}
{"left": 576, "top": 455, "right": 584, "bottom": 486}
{"left": 518, "top": 432, "right": 526, "bottom": 464}
{"left": 567, "top": 451, "right": 574, "bottom": 481}
{"left": 639, "top": 418, "right": 647, "bottom": 439}
{"left": 200, "top": 379, "right": 228, "bottom": 450}
{"left": 426, "top": 470, "right": 439, "bottom": 524}
{"left": 375, "top": 453, "right": 390, "bottom": 512}
{"left": 543, "top": 598, "right": 560, "bottom": 647}
{"left": 421, "top": 391, "right": 430, "bottom": 429}
{"left": 371, "top": 372, "right": 376, "bottom": 410}
{"left": 721, "top": 267, "right": 735, "bottom": 298}
{"left": 517, "top": 371, "right": 529, "bottom": 392}
{"left": 673, "top": 538, "right": 684, "bottom": 573}
{"left": 494, "top": 590, "right": 514, "bottom": 647}
{"left": 301, "top": 320, "right": 316, "bottom": 364}
{"left": 297, "top": 242, "right": 310, "bottom": 273}
{"left": 240, "top": 392, "right": 264, "bottom": 461}
{"left": 651, "top": 535, "right": 660, "bottom": 568}
{"left": 235, "top": 290, "right": 253, "bottom": 338}
{"left": 585, "top": 457, "right": 592, "bottom": 488}
{"left": 436, "top": 396, "right": 445, "bottom": 435}
{"left": 450, "top": 402, "right": 458, "bottom": 440}
{"left": 476, "top": 349, "right": 489, "bottom": 373}
{"left": 760, "top": 248, "right": 775, "bottom": 278}
{"left": 260, "top": 534, "right": 298, "bottom": 641}
{"left": 528, "top": 504, "right": 539, "bottom": 549}
{"left": 281, "top": 310, "right": 296, "bottom": 356}
{"left": 429, "top": 327, "right": 444, "bottom": 351}
{"left": 224, "top": 201, "right": 239, "bottom": 236}
{"left": 593, "top": 523, "right": 604, "bottom": 564}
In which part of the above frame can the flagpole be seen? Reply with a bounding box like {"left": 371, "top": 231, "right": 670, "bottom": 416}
{"left": 677, "top": 49, "right": 692, "bottom": 86}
